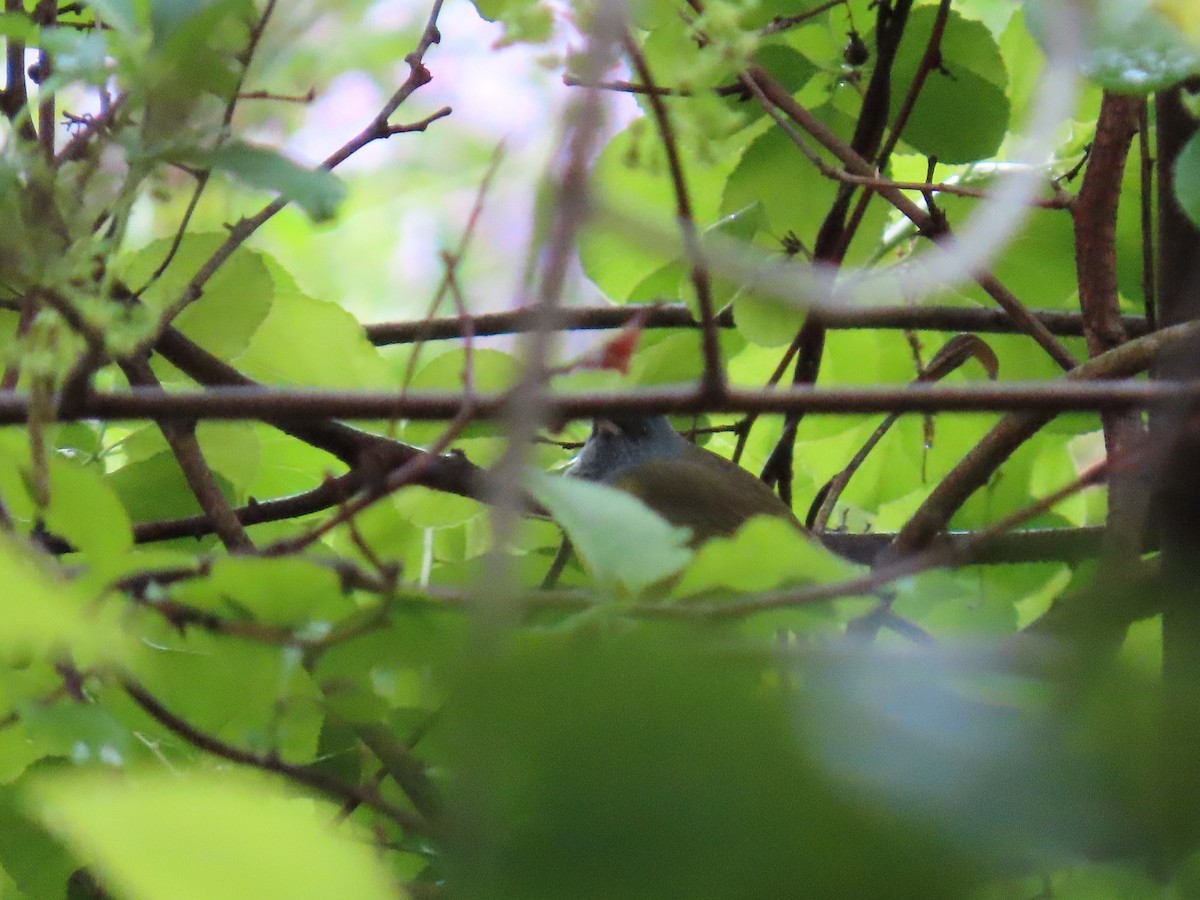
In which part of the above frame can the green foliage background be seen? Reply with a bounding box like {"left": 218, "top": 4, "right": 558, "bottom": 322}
{"left": 0, "top": 0, "right": 1197, "bottom": 897}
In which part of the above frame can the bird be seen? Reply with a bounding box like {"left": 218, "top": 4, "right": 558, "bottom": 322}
{"left": 567, "top": 415, "right": 805, "bottom": 545}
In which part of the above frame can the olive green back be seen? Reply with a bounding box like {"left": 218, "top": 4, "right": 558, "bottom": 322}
{"left": 613, "top": 444, "right": 803, "bottom": 545}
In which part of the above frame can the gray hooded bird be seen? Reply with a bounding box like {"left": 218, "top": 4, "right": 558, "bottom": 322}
{"left": 568, "top": 415, "right": 804, "bottom": 544}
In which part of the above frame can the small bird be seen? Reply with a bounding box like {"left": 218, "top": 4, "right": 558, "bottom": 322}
{"left": 568, "top": 415, "right": 804, "bottom": 544}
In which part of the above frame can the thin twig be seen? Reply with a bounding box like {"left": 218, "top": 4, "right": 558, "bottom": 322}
{"left": 888, "top": 319, "right": 1200, "bottom": 558}
{"left": 622, "top": 32, "right": 723, "bottom": 396}
{"left": 122, "top": 679, "right": 431, "bottom": 834}
{"left": 745, "top": 66, "right": 1080, "bottom": 372}
{"left": 137, "top": 0, "right": 447, "bottom": 351}
{"left": 139, "top": 0, "right": 280, "bottom": 290}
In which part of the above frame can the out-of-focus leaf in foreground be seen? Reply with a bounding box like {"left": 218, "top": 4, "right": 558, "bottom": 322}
{"left": 440, "top": 630, "right": 1155, "bottom": 899}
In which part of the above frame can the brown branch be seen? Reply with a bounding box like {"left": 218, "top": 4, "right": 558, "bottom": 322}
{"left": 123, "top": 470, "right": 376, "bottom": 546}
{"left": 119, "top": 357, "right": 254, "bottom": 552}
{"left": 150, "top": 326, "right": 488, "bottom": 505}
{"left": 38, "top": 321, "right": 1182, "bottom": 551}
{"left": 259, "top": 414, "right": 475, "bottom": 556}
{"left": 1076, "top": 94, "right": 1142, "bottom": 359}
{"left": 107, "top": 476, "right": 1121, "bottom": 562}
{"left": 34, "top": 0, "right": 56, "bottom": 161}
{"left": 809, "top": 334, "right": 997, "bottom": 531}
{"left": 761, "top": 0, "right": 845, "bottom": 36}
{"left": 814, "top": 0, "right": 913, "bottom": 261}
{"left": 122, "top": 679, "right": 431, "bottom": 834}
{"left": 561, "top": 76, "right": 747, "bottom": 97}
{"left": 1073, "top": 91, "right": 1148, "bottom": 565}
{"left": 676, "top": 455, "right": 1113, "bottom": 621}
{"left": 54, "top": 94, "right": 126, "bottom": 166}
{"left": 1151, "top": 78, "right": 1200, "bottom": 863}
{"left": 820, "top": 526, "right": 1117, "bottom": 567}
{"left": 745, "top": 66, "right": 1080, "bottom": 372}
{"left": 836, "top": 171, "right": 1073, "bottom": 211}
{"left": 839, "top": 0, "right": 953, "bottom": 257}
{"left": 762, "top": 0, "right": 916, "bottom": 503}
{"left": 17, "top": 374, "right": 1200, "bottom": 428}
{"left": 154, "top": 327, "right": 400, "bottom": 467}
{"left": 1, "top": 0, "right": 36, "bottom": 142}
{"left": 888, "top": 319, "right": 1200, "bottom": 559}
{"left": 384, "top": 106, "right": 452, "bottom": 134}
{"left": 364, "top": 302, "right": 1148, "bottom": 345}
{"left": 396, "top": 140, "right": 505, "bottom": 395}
{"left": 481, "top": 3, "right": 624, "bottom": 604}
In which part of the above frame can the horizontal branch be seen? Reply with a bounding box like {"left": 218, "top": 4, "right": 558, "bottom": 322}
{"left": 821, "top": 526, "right": 1114, "bottom": 565}
{"left": 364, "top": 303, "right": 1149, "bottom": 345}
{"left": 18, "top": 379, "right": 1200, "bottom": 426}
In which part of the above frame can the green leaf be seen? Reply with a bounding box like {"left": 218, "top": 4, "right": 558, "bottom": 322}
{"left": 0, "top": 537, "right": 130, "bottom": 666}
{"left": 0, "top": 782, "right": 78, "bottom": 900}
{"left": 526, "top": 470, "right": 693, "bottom": 594}
{"left": 1174, "top": 132, "right": 1200, "bottom": 230}
{"left": 106, "top": 452, "right": 236, "bottom": 525}
{"left": 936, "top": 194, "right": 1079, "bottom": 311}
{"left": 403, "top": 348, "right": 521, "bottom": 444}
{"left": 392, "top": 486, "right": 485, "bottom": 529}
{"left": 19, "top": 702, "right": 137, "bottom": 768}
{"left": 732, "top": 285, "right": 807, "bottom": 347}
{"left": 194, "top": 423, "right": 262, "bottom": 496}
{"left": 580, "top": 122, "right": 737, "bottom": 302}
{"left": 443, "top": 631, "right": 978, "bottom": 899}
{"left": 890, "top": 9, "right": 1010, "bottom": 164}
{"left": 0, "top": 12, "right": 36, "bottom": 41}
{"left": 172, "top": 557, "right": 350, "bottom": 627}
{"left": 185, "top": 141, "right": 346, "bottom": 222}
{"left": 43, "top": 458, "right": 133, "bottom": 558}
{"left": 673, "top": 516, "right": 863, "bottom": 598}
{"left": 119, "top": 235, "right": 273, "bottom": 364}
{"left": 235, "top": 260, "right": 390, "bottom": 387}
{"left": 31, "top": 771, "right": 401, "bottom": 900}
{"left": 466, "top": 0, "right": 552, "bottom": 45}
{"left": 128, "top": 633, "right": 322, "bottom": 760}
{"left": 692, "top": 202, "right": 766, "bottom": 315}
{"left": 150, "top": 0, "right": 252, "bottom": 47}
{"left": 83, "top": 0, "right": 141, "bottom": 35}
{"left": 721, "top": 107, "right": 892, "bottom": 264}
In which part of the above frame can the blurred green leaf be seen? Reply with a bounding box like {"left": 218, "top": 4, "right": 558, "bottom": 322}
{"left": 526, "top": 470, "right": 693, "bottom": 594}
{"left": 1026, "top": 0, "right": 1200, "bottom": 93}
{"left": 171, "top": 557, "right": 350, "bottom": 627}
{"left": 119, "top": 235, "right": 273, "bottom": 363}
{"left": 0, "top": 781, "right": 78, "bottom": 900}
{"left": 673, "top": 515, "right": 863, "bottom": 597}
{"left": 443, "top": 631, "right": 980, "bottom": 900}
{"left": 0, "top": 537, "right": 130, "bottom": 666}
{"left": 31, "top": 771, "right": 401, "bottom": 900}
{"left": 106, "top": 452, "right": 236, "bottom": 524}
{"left": 43, "top": 457, "right": 133, "bottom": 558}
{"left": 182, "top": 142, "right": 346, "bottom": 222}
{"left": 1174, "top": 131, "right": 1200, "bottom": 230}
